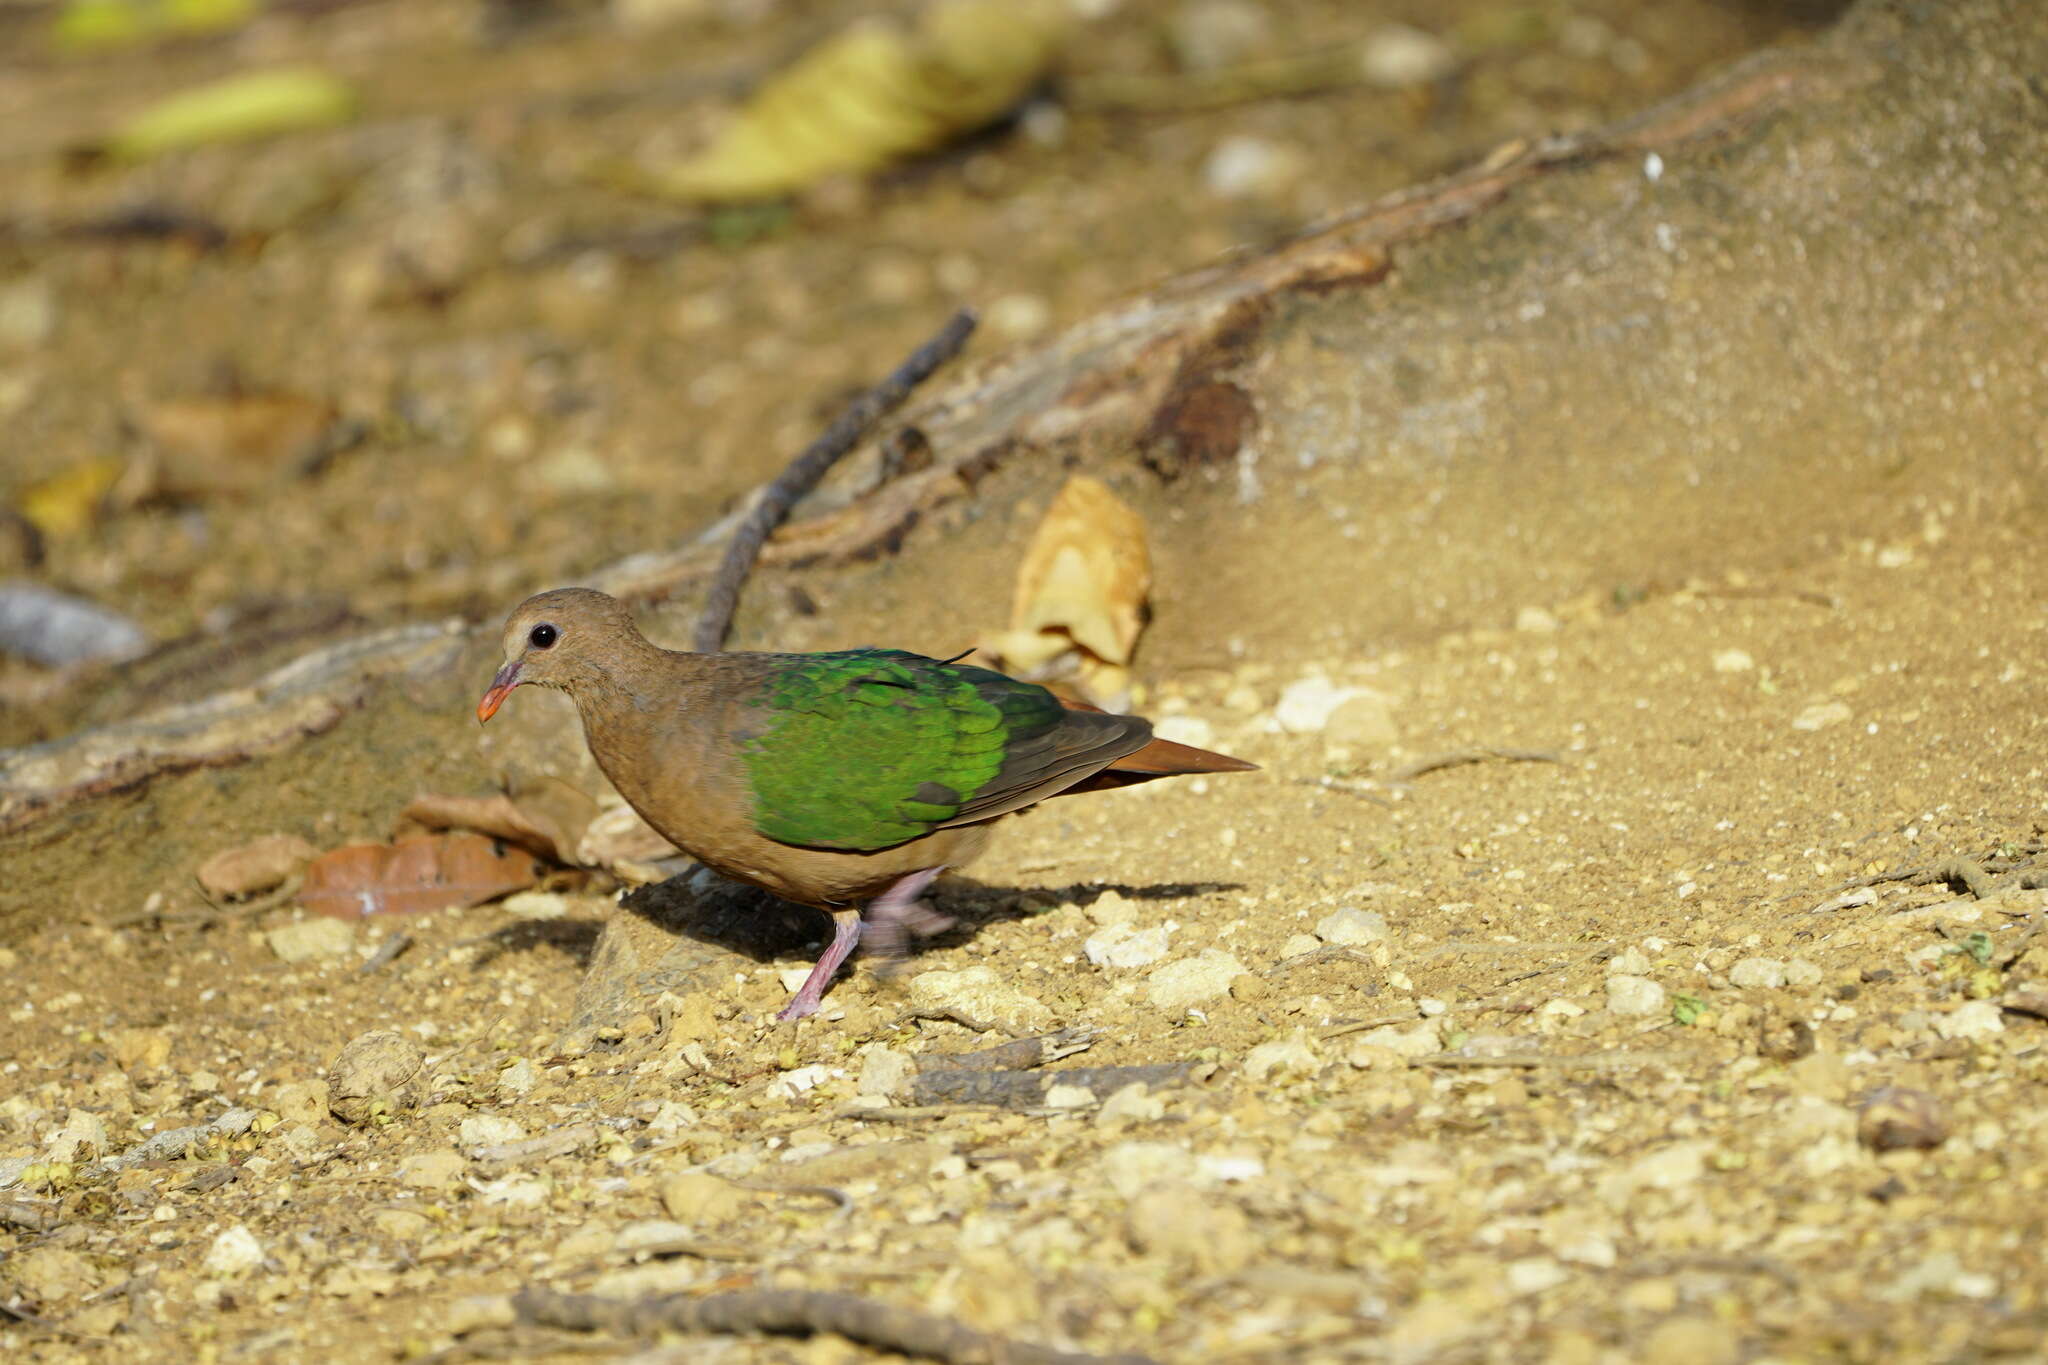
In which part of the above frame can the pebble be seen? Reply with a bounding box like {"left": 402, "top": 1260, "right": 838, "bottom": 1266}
{"left": 267, "top": 1080, "right": 328, "bottom": 1125}
{"left": 1857, "top": 1086, "right": 1949, "bottom": 1151}
{"left": 45, "top": 1109, "right": 108, "bottom": 1163}
{"left": 1096, "top": 1082, "right": 1166, "bottom": 1127}
{"left": 1712, "top": 648, "right": 1755, "bottom": 673}
{"left": 1595, "top": 1141, "right": 1708, "bottom": 1209}
{"left": 1279, "top": 932, "right": 1322, "bottom": 958}
{"left": 1506, "top": 1257, "right": 1571, "bottom": 1295}
{"left": 1124, "top": 1183, "right": 1256, "bottom": 1273}
{"left": 857, "top": 1044, "right": 915, "bottom": 1101}
{"left": 1170, "top": 0, "right": 1273, "bottom": 71}
{"left": 1358, "top": 23, "right": 1457, "bottom": 87}
{"left": 498, "top": 1058, "right": 540, "bottom": 1096}
{"left": 908, "top": 966, "right": 1053, "bottom": 1032}
{"left": 1242, "top": 1028, "right": 1320, "bottom": 1082}
{"left": 499, "top": 891, "right": 570, "bottom": 919}
{"left": 1326, "top": 691, "right": 1399, "bottom": 750}
{"left": 8, "top": 1247, "right": 97, "bottom": 1303}
{"left": 1101, "top": 1140, "right": 1196, "bottom": 1197}
{"left": 1881, "top": 1251, "right": 1997, "bottom": 1302}
{"left": 202, "top": 1226, "right": 266, "bottom": 1277}
{"left": 985, "top": 292, "right": 1052, "bottom": 341}
{"left": 1791, "top": 700, "right": 1852, "bottom": 731}
{"left": 1348, "top": 1020, "right": 1440, "bottom": 1059}
{"left": 1313, "top": 906, "right": 1387, "bottom": 946}
{"left": 1606, "top": 946, "right": 1651, "bottom": 975}
{"left": 1202, "top": 136, "right": 1308, "bottom": 200}
{"left": 477, "top": 1174, "right": 550, "bottom": 1207}
{"left": 1514, "top": 605, "right": 1559, "bottom": 634}
{"left": 766, "top": 1064, "right": 833, "bottom": 1100}
{"left": 327, "top": 1029, "right": 427, "bottom": 1125}
{"left": 530, "top": 445, "right": 618, "bottom": 494}
{"left": 1085, "top": 889, "right": 1137, "bottom": 927}
{"left": 265, "top": 917, "right": 358, "bottom": 964}
{"left": 1605, "top": 974, "right": 1666, "bottom": 1016}
{"left": 399, "top": 1149, "right": 467, "bottom": 1189}
{"left": 1641, "top": 1315, "right": 1740, "bottom": 1365}
{"left": 1085, "top": 921, "right": 1173, "bottom": 969}
{"left": 660, "top": 1170, "right": 748, "bottom": 1224}
{"left": 373, "top": 1208, "right": 431, "bottom": 1240}
{"left": 1728, "top": 956, "right": 1787, "bottom": 989}
{"left": 1145, "top": 950, "right": 1248, "bottom": 1011}
{"left": 1784, "top": 958, "right": 1823, "bottom": 986}
{"left": 1272, "top": 677, "right": 1370, "bottom": 734}
{"left": 1154, "top": 714, "right": 1217, "bottom": 749}
{"left": 1044, "top": 1083, "right": 1098, "bottom": 1109}
{"left": 1933, "top": 999, "right": 2004, "bottom": 1040}
{"left": 0, "top": 277, "right": 58, "bottom": 350}
{"left": 460, "top": 1115, "right": 526, "bottom": 1147}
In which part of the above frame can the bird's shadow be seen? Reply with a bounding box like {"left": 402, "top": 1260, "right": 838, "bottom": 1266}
{"left": 614, "top": 866, "right": 1244, "bottom": 967}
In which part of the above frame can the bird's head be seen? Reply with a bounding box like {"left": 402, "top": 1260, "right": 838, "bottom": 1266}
{"left": 476, "top": 587, "right": 641, "bottom": 723}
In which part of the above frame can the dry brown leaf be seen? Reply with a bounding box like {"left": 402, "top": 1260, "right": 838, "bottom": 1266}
{"left": 298, "top": 833, "right": 540, "bottom": 919}
{"left": 983, "top": 473, "right": 1150, "bottom": 705}
{"left": 135, "top": 391, "right": 347, "bottom": 497}
{"left": 195, "top": 833, "right": 316, "bottom": 899}
{"left": 401, "top": 776, "right": 597, "bottom": 866}
{"left": 577, "top": 802, "right": 680, "bottom": 882}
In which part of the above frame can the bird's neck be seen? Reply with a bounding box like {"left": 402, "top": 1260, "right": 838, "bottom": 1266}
{"left": 565, "top": 641, "right": 718, "bottom": 783}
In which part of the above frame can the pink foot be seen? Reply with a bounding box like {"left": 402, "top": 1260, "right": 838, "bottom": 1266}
{"left": 774, "top": 867, "right": 951, "bottom": 1020}
{"left": 776, "top": 913, "right": 860, "bottom": 1022}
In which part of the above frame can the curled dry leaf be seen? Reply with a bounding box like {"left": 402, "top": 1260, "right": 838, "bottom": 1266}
{"left": 982, "top": 473, "right": 1150, "bottom": 707}
{"left": 401, "top": 776, "right": 598, "bottom": 866}
{"left": 17, "top": 457, "right": 124, "bottom": 538}
{"left": 616, "top": 0, "right": 1070, "bottom": 203}
{"left": 196, "top": 833, "right": 317, "bottom": 900}
{"left": 298, "top": 833, "right": 540, "bottom": 919}
{"left": 135, "top": 391, "right": 355, "bottom": 498}
{"left": 577, "top": 802, "right": 682, "bottom": 884}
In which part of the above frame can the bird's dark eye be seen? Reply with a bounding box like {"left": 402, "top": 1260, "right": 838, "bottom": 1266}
{"left": 528, "top": 623, "right": 558, "bottom": 650}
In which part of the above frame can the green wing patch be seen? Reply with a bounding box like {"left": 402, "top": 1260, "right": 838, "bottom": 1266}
{"left": 741, "top": 650, "right": 1063, "bottom": 850}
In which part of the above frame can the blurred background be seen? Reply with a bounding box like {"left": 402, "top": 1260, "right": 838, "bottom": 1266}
{"left": 0, "top": 0, "right": 1838, "bottom": 744}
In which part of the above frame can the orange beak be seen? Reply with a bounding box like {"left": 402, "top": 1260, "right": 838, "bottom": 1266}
{"left": 476, "top": 661, "right": 521, "bottom": 724}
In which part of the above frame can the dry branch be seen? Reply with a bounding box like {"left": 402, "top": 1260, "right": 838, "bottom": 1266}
{"left": 512, "top": 1285, "right": 1160, "bottom": 1365}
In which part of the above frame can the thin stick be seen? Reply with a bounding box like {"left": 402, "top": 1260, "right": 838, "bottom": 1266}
{"left": 692, "top": 309, "right": 978, "bottom": 652}
{"left": 513, "top": 1286, "right": 1158, "bottom": 1365}
{"left": 1386, "top": 748, "right": 1561, "bottom": 783}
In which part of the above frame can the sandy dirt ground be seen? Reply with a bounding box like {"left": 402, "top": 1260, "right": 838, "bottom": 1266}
{"left": 16, "top": 3, "right": 2048, "bottom": 1363}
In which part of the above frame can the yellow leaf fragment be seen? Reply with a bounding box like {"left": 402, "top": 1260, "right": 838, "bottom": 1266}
{"left": 98, "top": 66, "right": 356, "bottom": 162}
{"left": 18, "top": 458, "right": 124, "bottom": 537}
{"left": 628, "top": 0, "right": 1069, "bottom": 203}
{"left": 985, "top": 474, "right": 1151, "bottom": 706}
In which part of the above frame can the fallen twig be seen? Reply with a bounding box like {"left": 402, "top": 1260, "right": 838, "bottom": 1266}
{"left": 0, "top": 1197, "right": 60, "bottom": 1232}
{"left": 691, "top": 309, "right": 978, "bottom": 652}
{"left": 358, "top": 931, "right": 414, "bottom": 973}
{"left": 86, "top": 1107, "right": 264, "bottom": 1177}
{"left": 1415, "top": 1050, "right": 1689, "bottom": 1071}
{"left": 1386, "top": 748, "right": 1562, "bottom": 784}
{"left": 512, "top": 1285, "right": 1159, "bottom": 1365}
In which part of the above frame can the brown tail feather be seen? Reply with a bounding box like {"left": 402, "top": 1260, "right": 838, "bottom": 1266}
{"left": 1048, "top": 693, "right": 1258, "bottom": 796}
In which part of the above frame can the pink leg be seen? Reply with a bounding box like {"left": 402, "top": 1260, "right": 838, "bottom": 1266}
{"left": 860, "top": 866, "right": 953, "bottom": 962}
{"left": 775, "top": 868, "right": 951, "bottom": 1021}
{"left": 776, "top": 912, "right": 861, "bottom": 1022}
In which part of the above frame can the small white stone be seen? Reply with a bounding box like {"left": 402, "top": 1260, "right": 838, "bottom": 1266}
{"left": 459, "top": 1115, "right": 526, "bottom": 1147}
{"left": 1514, "top": 605, "right": 1559, "bottom": 634}
{"left": 1101, "top": 1141, "right": 1196, "bottom": 1198}
{"left": 1784, "top": 958, "right": 1823, "bottom": 986}
{"left": 1506, "top": 1257, "right": 1571, "bottom": 1295}
{"left": 648, "top": 1101, "right": 698, "bottom": 1132}
{"left": 1194, "top": 1153, "right": 1266, "bottom": 1184}
{"left": 1279, "top": 933, "right": 1322, "bottom": 959}
{"left": 776, "top": 965, "right": 813, "bottom": 994}
{"left": 1353, "top": 1020, "right": 1441, "bottom": 1058}
{"left": 1792, "top": 700, "right": 1852, "bottom": 731}
{"left": 1085, "top": 921, "right": 1173, "bottom": 969}
{"left": 909, "top": 966, "right": 1052, "bottom": 1032}
{"left": 1417, "top": 998, "right": 1447, "bottom": 1018}
{"left": 1313, "top": 907, "right": 1388, "bottom": 946}
{"left": 986, "top": 292, "right": 1052, "bottom": 340}
{"left": 1729, "top": 957, "right": 1788, "bottom": 989}
{"left": 1146, "top": 950, "right": 1248, "bottom": 1011}
{"left": 1606, "top": 947, "right": 1651, "bottom": 976}
{"left": 1605, "top": 975, "right": 1666, "bottom": 1016}
{"left": 1154, "top": 714, "right": 1216, "bottom": 749}
{"left": 476, "top": 1175, "right": 549, "bottom": 1207}
{"left": 203, "top": 1226, "right": 265, "bottom": 1278}
{"left": 1712, "top": 648, "right": 1755, "bottom": 673}
{"left": 1042, "top": 1083, "right": 1097, "bottom": 1110}
{"left": 1203, "top": 135, "right": 1307, "bottom": 199}
{"left": 766, "top": 1064, "right": 833, "bottom": 1099}
{"left": 265, "top": 917, "right": 357, "bottom": 964}
{"left": 857, "top": 1044, "right": 915, "bottom": 1101}
{"left": 1272, "top": 677, "right": 1368, "bottom": 734}
{"left": 500, "top": 891, "right": 570, "bottom": 919}
{"left": 1933, "top": 1000, "right": 2004, "bottom": 1040}
{"left": 1096, "top": 1083, "right": 1166, "bottom": 1127}
{"left": 498, "top": 1059, "right": 539, "bottom": 1095}
{"left": 1242, "top": 1029, "right": 1320, "bottom": 1082}
{"left": 1358, "top": 23, "right": 1456, "bottom": 87}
